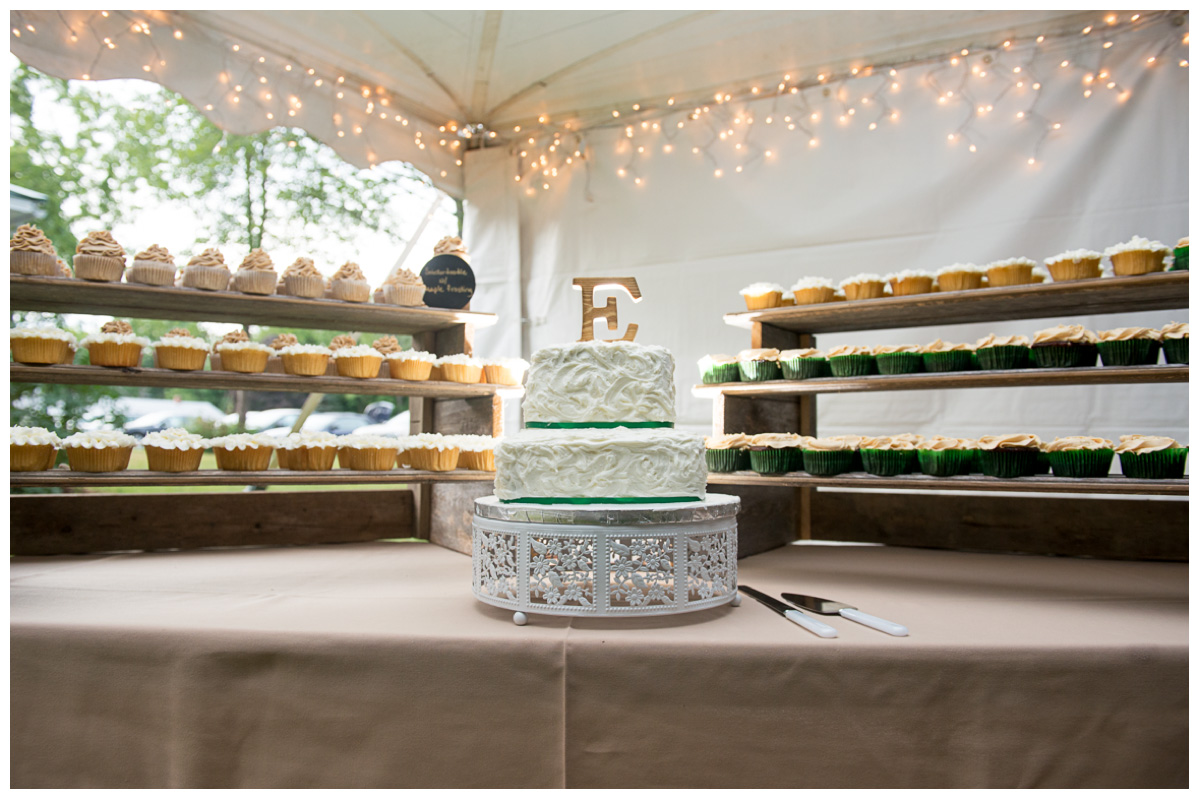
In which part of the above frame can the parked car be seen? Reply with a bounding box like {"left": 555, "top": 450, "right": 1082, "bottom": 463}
{"left": 260, "top": 412, "right": 373, "bottom": 439}
{"left": 222, "top": 407, "right": 303, "bottom": 433}
{"left": 123, "top": 402, "right": 227, "bottom": 436}
{"left": 353, "top": 410, "right": 410, "bottom": 436}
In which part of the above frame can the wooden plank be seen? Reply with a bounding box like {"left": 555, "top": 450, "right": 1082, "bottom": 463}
{"left": 705, "top": 471, "right": 1188, "bottom": 496}
{"left": 810, "top": 490, "right": 1188, "bottom": 560}
{"left": 713, "top": 484, "right": 800, "bottom": 558}
{"left": 10, "top": 363, "right": 523, "bottom": 400}
{"left": 10, "top": 489, "right": 415, "bottom": 556}
{"left": 9, "top": 469, "right": 496, "bottom": 487}
{"left": 693, "top": 363, "right": 1189, "bottom": 398}
{"left": 10, "top": 275, "right": 497, "bottom": 334}
{"left": 724, "top": 272, "right": 1189, "bottom": 333}
{"left": 427, "top": 481, "right": 489, "bottom": 555}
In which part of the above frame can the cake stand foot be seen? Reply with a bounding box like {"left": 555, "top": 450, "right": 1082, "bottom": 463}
{"left": 730, "top": 593, "right": 742, "bottom": 607}
{"left": 512, "top": 611, "right": 529, "bottom": 626}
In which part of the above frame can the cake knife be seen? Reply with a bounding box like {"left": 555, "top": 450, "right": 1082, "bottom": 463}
{"left": 782, "top": 593, "right": 908, "bottom": 637}
{"left": 737, "top": 585, "right": 838, "bottom": 638}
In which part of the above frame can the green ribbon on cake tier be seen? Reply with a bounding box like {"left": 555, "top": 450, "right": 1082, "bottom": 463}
{"left": 502, "top": 496, "right": 701, "bottom": 505}
{"left": 524, "top": 421, "right": 674, "bottom": 429}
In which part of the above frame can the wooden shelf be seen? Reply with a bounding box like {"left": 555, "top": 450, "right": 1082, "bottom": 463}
{"left": 693, "top": 364, "right": 1188, "bottom": 398}
{"left": 10, "top": 469, "right": 496, "bottom": 488}
{"left": 724, "top": 272, "right": 1189, "bottom": 334}
{"left": 10, "top": 363, "right": 523, "bottom": 399}
{"left": 10, "top": 275, "right": 497, "bottom": 334}
{"left": 706, "top": 471, "right": 1188, "bottom": 496}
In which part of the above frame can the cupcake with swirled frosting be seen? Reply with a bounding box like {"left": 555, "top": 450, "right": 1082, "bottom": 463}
{"left": 153, "top": 328, "right": 209, "bottom": 371}
{"left": 62, "top": 430, "right": 137, "bottom": 472}
{"left": 1159, "top": 322, "right": 1188, "bottom": 365}
{"left": 872, "top": 344, "right": 923, "bottom": 375}
{"left": 232, "top": 248, "right": 277, "bottom": 295}
{"left": 377, "top": 268, "right": 426, "bottom": 306}
{"left": 747, "top": 432, "right": 805, "bottom": 475}
{"left": 916, "top": 436, "right": 977, "bottom": 476}
{"left": 81, "top": 320, "right": 149, "bottom": 367}
{"left": 213, "top": 329, "right": 271, "bottom": 373}
{"left": 800, "top": 436, "right": 856, "bottom": 476}
{"left": 142, "top": 428, "right": 209, "bottom": 472}
{"left": 1044, "top": 436, "right": 1115, "bottom": 478}
{"left": 73, "top": 231, "right": 127, "bottom": 282}
{"left": 976, "top": 433, "right": 1042, "bottom": 478}
{"left": 181, "top": 247, "right": 231, "bottom": 291}
{"left": 975, "top": 333, "right": 1031, "bottom": 370}
{"left": 921, "top": 339, "right": 976, "bottom": 373}
{"left": 827, "top": 344, "right": 877, "bottom": 377}
{"left": 737, "top": 347, "right": 783, "bottom": 382}
{"left": 10, "top": 224, "right": 58, "bottom": 276}
{"left": 10, "top": 324, "right": 77, "bottom": 365}
{"left": 1096, "top": 327, "right": 1162, "bottom": 366}
{"left": 1030, "top": 324, "right": 1098, "bottom": 368}
{"left": 329, "top": 261, "right": 370, "bottom": 303}
{"left": 433, "top": 235, "right": 470, "bottom": 264}
{"left": 279, "top": 257, "right": 325, "bottom": 298}
{"left": 11, "top": 426, "right": 62, "bottom": 471}
{"left": 1115, "top": 434, "right": 1188, "bottom": 479}
{"left": 704, "top": 432, "right": 753, "bottom": 473}
{"left": 128, "top": 244, "right": 177, "bottom": 287}
{"left": 777, "top": 348, "right": 830, "bottom": 380}
{"left": 858, "top": 436, "right": 919, "bottom": 476}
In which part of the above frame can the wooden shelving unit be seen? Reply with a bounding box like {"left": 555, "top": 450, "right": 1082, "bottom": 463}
{"left": 10, "top": 469, "right": 495, "bottom": 488}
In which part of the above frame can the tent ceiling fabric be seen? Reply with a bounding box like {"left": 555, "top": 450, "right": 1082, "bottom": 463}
{"left": 12, "top": 9, "right": 1102, "bottom": 196}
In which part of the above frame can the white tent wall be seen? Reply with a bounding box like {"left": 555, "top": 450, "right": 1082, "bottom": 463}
{"left": 465, "top": 26, "right": 1188, "bottom": 447}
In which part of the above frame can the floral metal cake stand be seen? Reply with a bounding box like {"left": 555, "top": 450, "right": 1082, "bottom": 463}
{"left": 472, "top": 494, "right": 741, "bottom": 624}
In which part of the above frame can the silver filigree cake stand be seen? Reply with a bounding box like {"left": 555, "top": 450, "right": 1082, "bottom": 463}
{"left": 472, "top": 494, "right": 741, "bottom": 624}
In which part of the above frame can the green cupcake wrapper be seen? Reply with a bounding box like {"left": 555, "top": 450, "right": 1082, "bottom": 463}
{"left": 921, "top": 351, "right": 975, "bottom": 373}
{"left": 748, "top": 447, "right": 800, "bottom": 475}
{"left": 1171, "top": 246, "right": 1188, "bottom": 271}
{"left": 737, "top": 360, "right": 782, "bottom": 382}
{"left": 801, "top": 449, "right": 854, "bottom": 476}
{"left": 976, "top": 449, "right": 1039, "bottom": 478}
{"left": 701, "top": 362, "right": 741, "bottom": 384}
{"left": 976, "top": 345, "right": 1030, "bottom": 371}
{"left": 828, "top": 354, "right": 878, "bottom": 377}
{"left": 860, "top": 448, "right": 917, "bottom": 476}
{"left": 780, "top": 357, "right": 831, "bottom": 380}
{"left": 1162, "top": 338, "right": 1189, "bottom": 365}
{"left": 1096, "top": 339, "right": 1161, "bottom": 367}
{"left": 1030, "top": 343, "right": 1098, "bottom": 368}
{"left": 1118, "top": 448, "right": 1189, "bottom": 479}
{"left": 875, "top": 353, "right": 924, "bottom": 375}
{"left": 917, "top": 449, "right": 975, "bottom": 477}
{"left": 706, "top": 448, "right": 744, "bottom": 473}
{"left": 1047, "top": 449, "right": 1115, "bottom": 478}
{"left": 1034, "top": 451, "right": 1051, "bottom": 474}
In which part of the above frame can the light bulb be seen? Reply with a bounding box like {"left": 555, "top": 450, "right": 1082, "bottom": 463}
{"left": 969, "top": 144, "right": 977, "bottom": 152}
{"left": 1027, "top": 157, "right": 1036, "bottom": 165}
{"left": 714, "top": 169, "right": 722, "bottom": 177}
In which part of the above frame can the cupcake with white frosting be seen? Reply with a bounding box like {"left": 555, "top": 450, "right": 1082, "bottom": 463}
{"left": 435, "top": 353, "right": 484, "bottom": 384}
{"left": 1105, "top": 236, "right": 1170, "bottom": 276}
{"left": 81, "top": 320, "right": 150, "bottom": 368}
{"left": 482, "top": 357, "right": 529, "bottom": 386}
{"left": 886, "top": 269, "right": 935, "bottom": 297}
{"left": 213, "top": 329, "right": 271, "bottom": 373}
{"left": 181, "top": 248, "right": 231, "bottom": 291}
{"left": 10, "top": 224, "right": 59, "bottom": 276}
{"left": 739, "top": 282, "right": 785, "bottom": 310}
{"left": 337, "top": 433, "right": 400, "bottom": 471}
{"left": 232, "top": 248, "right": 277, "bottom": 295}
{"left": 153, "top": 328, "right": 209, "bottom": 371}
{"left": 142, "top": 428, "right": 209, "bottom": 472}
{"left": 210, "top": 433, "right": 278, "bottom": 471}
{"left": 386, "top": 348, "right": 436, "bottom": 381}
{"left": 10, "top": 324, "right": 77, "bottom": 365}
{"left": 936, "top": 263, "right": 984, "bottom": 292}
{"left": 276, "top": 431, "right": 340, "bottom": 471}
{"left": 1044, "top": 249, "right": 1102, "bottom": 282}
{"left": 454, "top": 434, "right": 497, "bottom": 471}
{"left": 985, "top": 257, "right": 1037, "bottom": 287}
{"left": 278, "top": 340, "right": 334, "bottom": 376}
{"left": 62, "top": 429, "right": 137, "bottom": 472}
{"left": 839, "top": 273, "right": 888, "bottom": 301}
{"left": 127, "top": 244, "right": 177, "bottom": 287}
{"left": 10, "top": 425, "right": 62, "bottom": 471}
{"left": 402, "top": 432, "right": 461, "bottom": 472}
{"left": 790, "top": 276, "right": 837, "bottom": 306}
{"left": 73, "top": 231, "right": 127, "bottom": 282}
{"left": 330, "top": 335, "right": 383, "bottom": 379}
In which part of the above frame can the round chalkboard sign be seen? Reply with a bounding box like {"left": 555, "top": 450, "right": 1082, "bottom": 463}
{"left": 419, "top": 254, "right": 475, "bottom": 309}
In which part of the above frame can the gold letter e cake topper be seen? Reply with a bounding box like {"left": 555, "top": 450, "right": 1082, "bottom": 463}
{"left": 573, "top": 277, "right": 642, "bottom": 342}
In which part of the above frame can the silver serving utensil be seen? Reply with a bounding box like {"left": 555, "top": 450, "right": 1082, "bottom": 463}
{"left": 782, "top": 593, "right": 908, "bottom": 637}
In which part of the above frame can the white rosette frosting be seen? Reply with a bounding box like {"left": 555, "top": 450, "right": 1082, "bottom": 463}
{"left": 141, "top": 428, "right": 209, "bottom": 450}
{"left": 331, "top": 344, "right": 382, "bottom": 359}
{"left": 210, "top": 433, "right": 278, "bottom": 451}
{"left": 278, "top": 343, "right": 334, "bottom": 356}
{"left": 522, "top": 340, "right": 675, "bottom": 424}
{"left": 386, "top": 349, "right": 436, "bottom": 362}
{"left": 434, "top": 353, "right": 483, "bottom": 367}
{"left": 739, "top": 282, "right": 785, "bottom": 296}
{"left": 61, "top": 430, "right": 137, "bottom": 449}
{"left": 10, "top": 325, "right": 77, "bottom": 345}
{"left": 276, "top": 431, "right": 340, "bottom": 450}
{"left": 213, "top": 339, "right": 271, "bottom": 353}
{"left": 451, "top": 434, "right": 496, "bottom": 453}
{"left": 1104, "top": 235, "right": 1169, "bottom": 256}
{"left": 80, "top": 331, "right": 151, "bottom": 347}
{"left": 11, "top": 426, "right": 62, "bottom": 446}
{"left": 152, "top": 334, "right": 209, "bottom": 351}
{"left": 337, "top": 433, "right": 401, "bottom": 450}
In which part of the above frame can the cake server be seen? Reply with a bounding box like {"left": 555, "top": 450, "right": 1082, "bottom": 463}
{"left": 737, "top": 585, "right": 838, "bottom": 638}
{"left": 782, "top": 593, "right": 908, "bottom": 637}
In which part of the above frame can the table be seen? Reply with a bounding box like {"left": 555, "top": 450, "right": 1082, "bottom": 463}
{"left": 10, "top": 542, "right": 1187, "bottom": 788}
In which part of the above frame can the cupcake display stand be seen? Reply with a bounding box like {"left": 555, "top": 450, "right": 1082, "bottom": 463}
{"left": 472, "top": 494, "right": 740, "bottom": 624}
{"left": 699, "top": 271, "right": 1189, "bottom": 560}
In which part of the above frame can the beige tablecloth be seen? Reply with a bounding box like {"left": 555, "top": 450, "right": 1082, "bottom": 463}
{"left": 10, "top": 542, "right": 1187, "bottom": 788}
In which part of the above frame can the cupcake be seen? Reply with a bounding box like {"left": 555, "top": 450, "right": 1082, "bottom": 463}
{"left": 1115, "top": 435, "right": 1188, "bottom": 479}
{"left": 838, "top": 273, "right": 888, "bottom": 301}
{"left": 371, "top": 335, "right": 403, "bottom": 358}
{"left": 232, "top": 248, "right": 277, "bottom": 295}
{"left": 974, "top": 334, "right": 1031, "bottom": 370}
{"left": 827, "top": 344, "right": 876, "bottom": 377}
{"left": 403, "top": 433, "right": 461, "bottom": 471}
{"left": 828, "top": 434, "right": 866, "bottom": 471}
{"left": 387, "top": 348, "right": 436, "bottom": 381}
{"left": 916, "top": 436, "right": 977, "bottom": 476}
{"left": 704, "top": 433, "right": 752, "bottom": 472}
{"left": 269, "top": 333, "right": 299, "bottom": 368}
{"left": 1030, "top": 325, "right": 1098, "bottom": 368}
{"left": 10, "top": 426, "right": 61, "bottom": 471}
{"left": 790, "top": 277, "right": 837, "bottom": 306}
{"left": 935, "top": 263, "right": 984, "bottom": 292}
{"left": 279, "top": 342, "right": 334, "bottom": 376}
{"left": 747, "top": 433, "right": 804, "bottom": 475}
{"left": 482, "top": 357, "right": 529, "bottom": 386}
{"left": 1044, "top": 250, "right": 1102, "bottom": 282}
{"left": 56, "top": 258, "right": 71, "bottom": 278}
{"left": 1170, "top": 237, "right": 1188, "bottom": 271}
{"left": 153, "top": 328, "right": 210, "bottom": 371}
{"left": 127, "top": 244, "right": 177, "bottom": 287}
{"left": 211, "top": 433, "right": 277, "bottom": 471}
{"left": 976, "top": 434, "right": 1042, "bottom": 478}
{"left": 985, "top": 258, "right": 1036, "bottom": 288}
{"left": 778, "top": 348, "right": 830, "bottom": 380}
{"left": 337, "top": 434, "right": 400, "bottom": 470}
{"left": 377, "top": 268, "right": 426, "bottom": 306}
{"left": 921, "top": 339, "right": 975, "bottom": 372}
{"left": 9, "top": 224, "right": 59, "bottom": 276}
{"left": 886, "top": 269, "right": 935, "bottom": 296}
{"left": 276, "top": 431, "right": 340, "bottom": 471}
{"left": 801, "top": 437, "right": 855, "bottom": 476}
{"left": 10, "top": 324, "right": 77, "bottom": 365}
{"left": 1105, "top": 236, "right": 1170, "bottom": 276}
{"left": 456, "top": 434, "right": 497, "bottom": 471}
{"left": 858, "top": 436, "right": 918, "bottom": 476}
{"left": 73, "top": 231, "right": 127, "bottom": 282}
{"left": 779, "top": 293, "right": 797, "bottom": 307}
{"left": 739, "top": 282, "right": 785, "bottom": 310}
{"left": 181, "top": 248, "right": 231, "bottom": 291}
{"left": 872, "top": 344, "right": 923, "bottom": 375}
{"left": 213, "top": 329, "right": 271, "bottom": 373}
{"left": 329, "top": 262, "right": 371, "bottom": 303}
{"left": 331, "top": 337, "right": 384, "bottom": 379}
{"left": 1096, "top": 327, "right": 1162, "bottom": 366}
{"left": 1158, "top": 322, "right": 1189, "bottom": 364}
{"left": 142, "top": 428, "right": 208, "bottom": 472}
{"left": 279, "top": 257, "right": 326, "bottom": 298}
{"left": 433, "top": 235, "right": 471, "bottom": 263}
{"left": 62, "top": 430, "right": 137, "bottom": 472}
{"left": 1044, "top": 436, "right": 1115, "bottom": 478}
{"left": 736, "top": 348, "right": 782, "bottom": 381}
{"left": 81, "top": 320, "right": 149, "bottom": 368}
{"left": 436, "top": 353, "right": 484, "bottom": 383}
{"left": 699, "top": 354, "right": 741, "bottom": 384}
